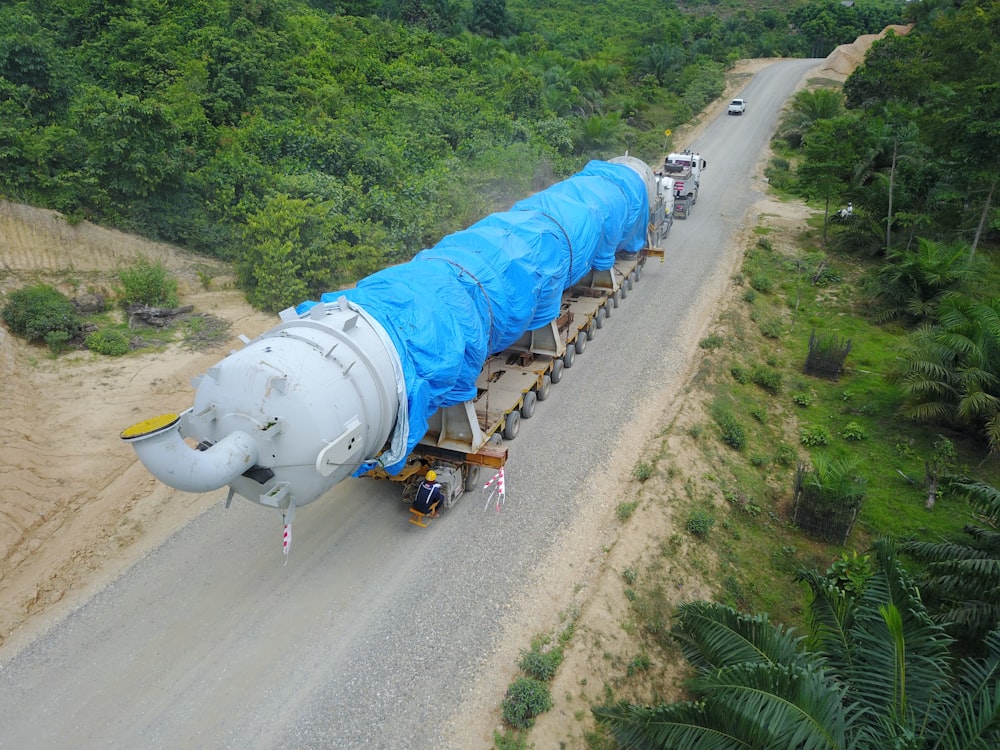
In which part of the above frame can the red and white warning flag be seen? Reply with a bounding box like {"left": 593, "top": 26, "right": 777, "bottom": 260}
{"left": 283, "top": 523, "right": 291, "bottom": 561}
{"left": 483, "top": 467, "right": 506, "bottom": 512}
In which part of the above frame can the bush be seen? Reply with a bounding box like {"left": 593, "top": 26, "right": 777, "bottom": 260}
{"left": 686, "top": 510, "right": 715, "bottom": 537}
{"left": 840, "top": 421, "right": 868, "bottom": 441}
{"left": 800, "top": 425, "right": 832, "bottom": 447}
{"left": 717, "top": 413, "right": 746, "bottom": 450}
{"left": 519, "top": 646, "right": 563, "bottom": 681}
{"left": 775, "top": 444, "right": 798, "bottom": 467}
{"left": 117, "top": 258, "right": 179, "bottom": 308}
{"left": 699, "top": 333, "right": 724, "bottom": 349}
{"left": 750, "top": 274, "right": 773, "bottom": 294}
{"left": 1, "top": 284, "right": 81, "bottom": 348}
{"left": 751, "top": 365, "right": 782, "bottom": 393}
{"left": 632, "top": 461, "right": 653, "bottom": 482}
{"left": 502, "top": 677, "right": 553, "bottom": 729}
{"left": 85, "top": 328, "right": 131, "bottom": 356}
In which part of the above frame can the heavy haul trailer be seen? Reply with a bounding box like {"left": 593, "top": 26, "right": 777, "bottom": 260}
{"left": 364, "top": 249, "right": 657, "bottom": 510}
{"left": 121, "top": 155, "right": 668, "bottom": 527}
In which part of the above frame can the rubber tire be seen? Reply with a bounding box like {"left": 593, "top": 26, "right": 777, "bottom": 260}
{"left": 521, "top": 390, "right": 537, "bottom": 419}
{"left": 595, "top": 307, "right": 607, "bottom": 329}
{"left": 536, "top": 375, "right": 552, "bottom": 401}
{"left": 575, "top": 334, "right": 587, "bottom": 355}
{"left": 550, "top": 359, "right": 564, "bottom": 384}
{"left": 562, "top": 346, "right": 576, "bottom": 369}
{"left": 586, "top": 320, "right": 597, "bottom": 340}
{"left": 620, "top": 282, "right": 627, "bottom": 300}
{"left": 627, "top": 272, "right": 635, "bottom": 290}
{"left": 502, "top": 409, "right": 521, "bottom": 440}
{"left": 464, "top": 464, "right": 481, "bottom": 492}
{"left": 634, "top": 264, "right": 642, "bottom": 283}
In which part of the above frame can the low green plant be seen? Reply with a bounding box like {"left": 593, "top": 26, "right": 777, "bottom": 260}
{"left": 730, "top": 365, "right": 750, "bottom": 384}
{"left": 519, "top": 645, "right": 563, "bottom": 681}
{"left": 717, "top": 413, "right": 746, "bottom": 450}
{"left": 775, "top": 444, "right": 798, "bottom": 466}
{"left": 617, "top": 501, "right": 638, "bottom": 521}
{"left": 622, "top": 566, "right": 637, "bottom": 585}
{"left": 686, "top": 510, "right": 715, "bottom": 537}
{"left": 800, "top": 425, "right": 831, "bottom": 447}
{"left": 501, "top": 677, "right": 553, "bottom": 729}
{"left": 627, "top": 653, "right": 651, "bottom": 676}
{"left": 840, "top": 421, "right": 868, "bottom": 441}
{"left": 699, "top": 333, "right": 724, "bottom": 349}
{"left": 1, "top": 284, "right": 81, "bottom": 348}
{"left": 758, "top": 317, "right": 783, "bottom": 339}
{"left": 751, "top": 365, "right": 782, "bottom": 393}
{"left": 632, "top": 461, "right": 653, "bottom": 482}
{"left": 825, "top": 550, "right": 874, "bottom": 594}
{"left": 85, "top": 328, "right": 130, "bottom": 356}
{"left": 750, "top": 274, "right": 773, "bottom": 294}
{"left": 116, "top": 258, "right": 179, "bottom": 309}
{"left": 493, "top": 729, "right": 527, "bottom": 750}
{"left": 792, "top": 391, "right": 813, "bottom": 407}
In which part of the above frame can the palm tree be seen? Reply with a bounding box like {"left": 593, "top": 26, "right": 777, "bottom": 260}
{"left": 776, "top": 88, "right": 844, "bottom": 148}
{"left": 903, "top": 478, "right": 1000, "bottom": 646}
{"left": 593, "top": 538, "right": 1000, "bottom": 749}
{"left": 869, "top": 238, "right": 981, "bottom": 324}
{"left": 885, "top": 293, "right": 1000, "bottom": 452}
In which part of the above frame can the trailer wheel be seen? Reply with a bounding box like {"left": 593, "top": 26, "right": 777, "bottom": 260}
{"left": 521, "top": 390, "right": 537, "bottom": 419}
{"left": 464, "top": 464, "right": 481, "bottom": 492}
{"left": 562, "top": 345, "right": 576, "bottom": 369}
{"left": 619, "top": 282, "right": 627, "bottom": 300}
{"left": 586, "top": 319, "right": 597, "bottom": 339}
{"left": 627, "top": 271, "right": 635, "bottom": 290}
{"left": 503, "top": 410, "right": 521, "bottom": 440}
{"left": 612, "top": 290, "right": 621, "bottom": 308}
{"left": 550, "top": 360, "right": 564, "bottom": 384}
{"left": 575, "top": 334, "right": 587, "bottom": 355}
{"left": 536, "top": 375, "right": 552, "bottom": 401}
{"left": 634, "top": 264, "right": 642, "bottom": 283}
{"left": 595, "top": 307, "right": 607, "bottom": 329}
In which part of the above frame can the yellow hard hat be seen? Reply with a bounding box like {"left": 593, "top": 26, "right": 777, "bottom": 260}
{"left": 426, "top": 470, "right": 437, "bottom": 482}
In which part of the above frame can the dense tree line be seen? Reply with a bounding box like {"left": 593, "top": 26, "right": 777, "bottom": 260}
{"left": 0, "top": 0, "right": 904, "bottom": 310}
{"left": 781, "top": 0, "right": 1000, "bottom": 454}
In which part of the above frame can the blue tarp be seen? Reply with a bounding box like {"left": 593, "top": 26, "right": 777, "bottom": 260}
{"left": 297, "top": 159, "right": 649, "bottom": 473}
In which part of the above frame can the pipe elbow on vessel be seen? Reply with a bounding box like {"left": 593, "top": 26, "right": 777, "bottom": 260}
{"left": 121, "top": 413, "right": 258, "bottom": 494}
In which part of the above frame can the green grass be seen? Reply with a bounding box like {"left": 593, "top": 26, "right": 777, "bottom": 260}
{"left": 625, "top": 214, "right": 1000, "bottom": 633}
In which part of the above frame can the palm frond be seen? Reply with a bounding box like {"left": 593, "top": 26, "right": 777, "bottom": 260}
{"left": 671, "top": 601, "right": 805, "bottom": 673}
{"left": 592, "top": 699, "right": 755, "bottom": 750}
{"left": 927, "top": 629, "right": 1000, "bottom": 750}
{"left": 691, "top": 662, "right": 855, "bottom": 750}
{"left": 952, "top": 479, "right": 1000, "bottom": 521}
{"left": 796, "top": 567, "right": 857, "bottom": 675}
{"left": 903, "top": 539, "right": 993, "bottom": 563}
{"left": 846, "top": 540, "right": 954, "bottom": 730}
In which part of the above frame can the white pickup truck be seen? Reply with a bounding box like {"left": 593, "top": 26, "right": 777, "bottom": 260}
{"left": 728, "top": 98, "right": 747, "bottom": 115}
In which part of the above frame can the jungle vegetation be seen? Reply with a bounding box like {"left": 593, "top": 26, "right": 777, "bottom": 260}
{"left": 1, "top": 0, "right": 905, "bottom": 309}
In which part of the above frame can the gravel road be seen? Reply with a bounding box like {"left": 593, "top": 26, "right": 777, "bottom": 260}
{"left": 0, "top": 57, "right": 821, "bottom": 750}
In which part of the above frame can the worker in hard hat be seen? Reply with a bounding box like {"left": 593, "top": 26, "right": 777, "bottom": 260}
{"left": 412, "top": 470, "right": 444, "bottom": 517}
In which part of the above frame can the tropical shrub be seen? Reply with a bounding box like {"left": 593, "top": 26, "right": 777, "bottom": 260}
{"left": 501, "top": 677, "right": 553, "bottom": 730}
{"left": 1, "top": 284, "right": 81, "bottom": 347}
